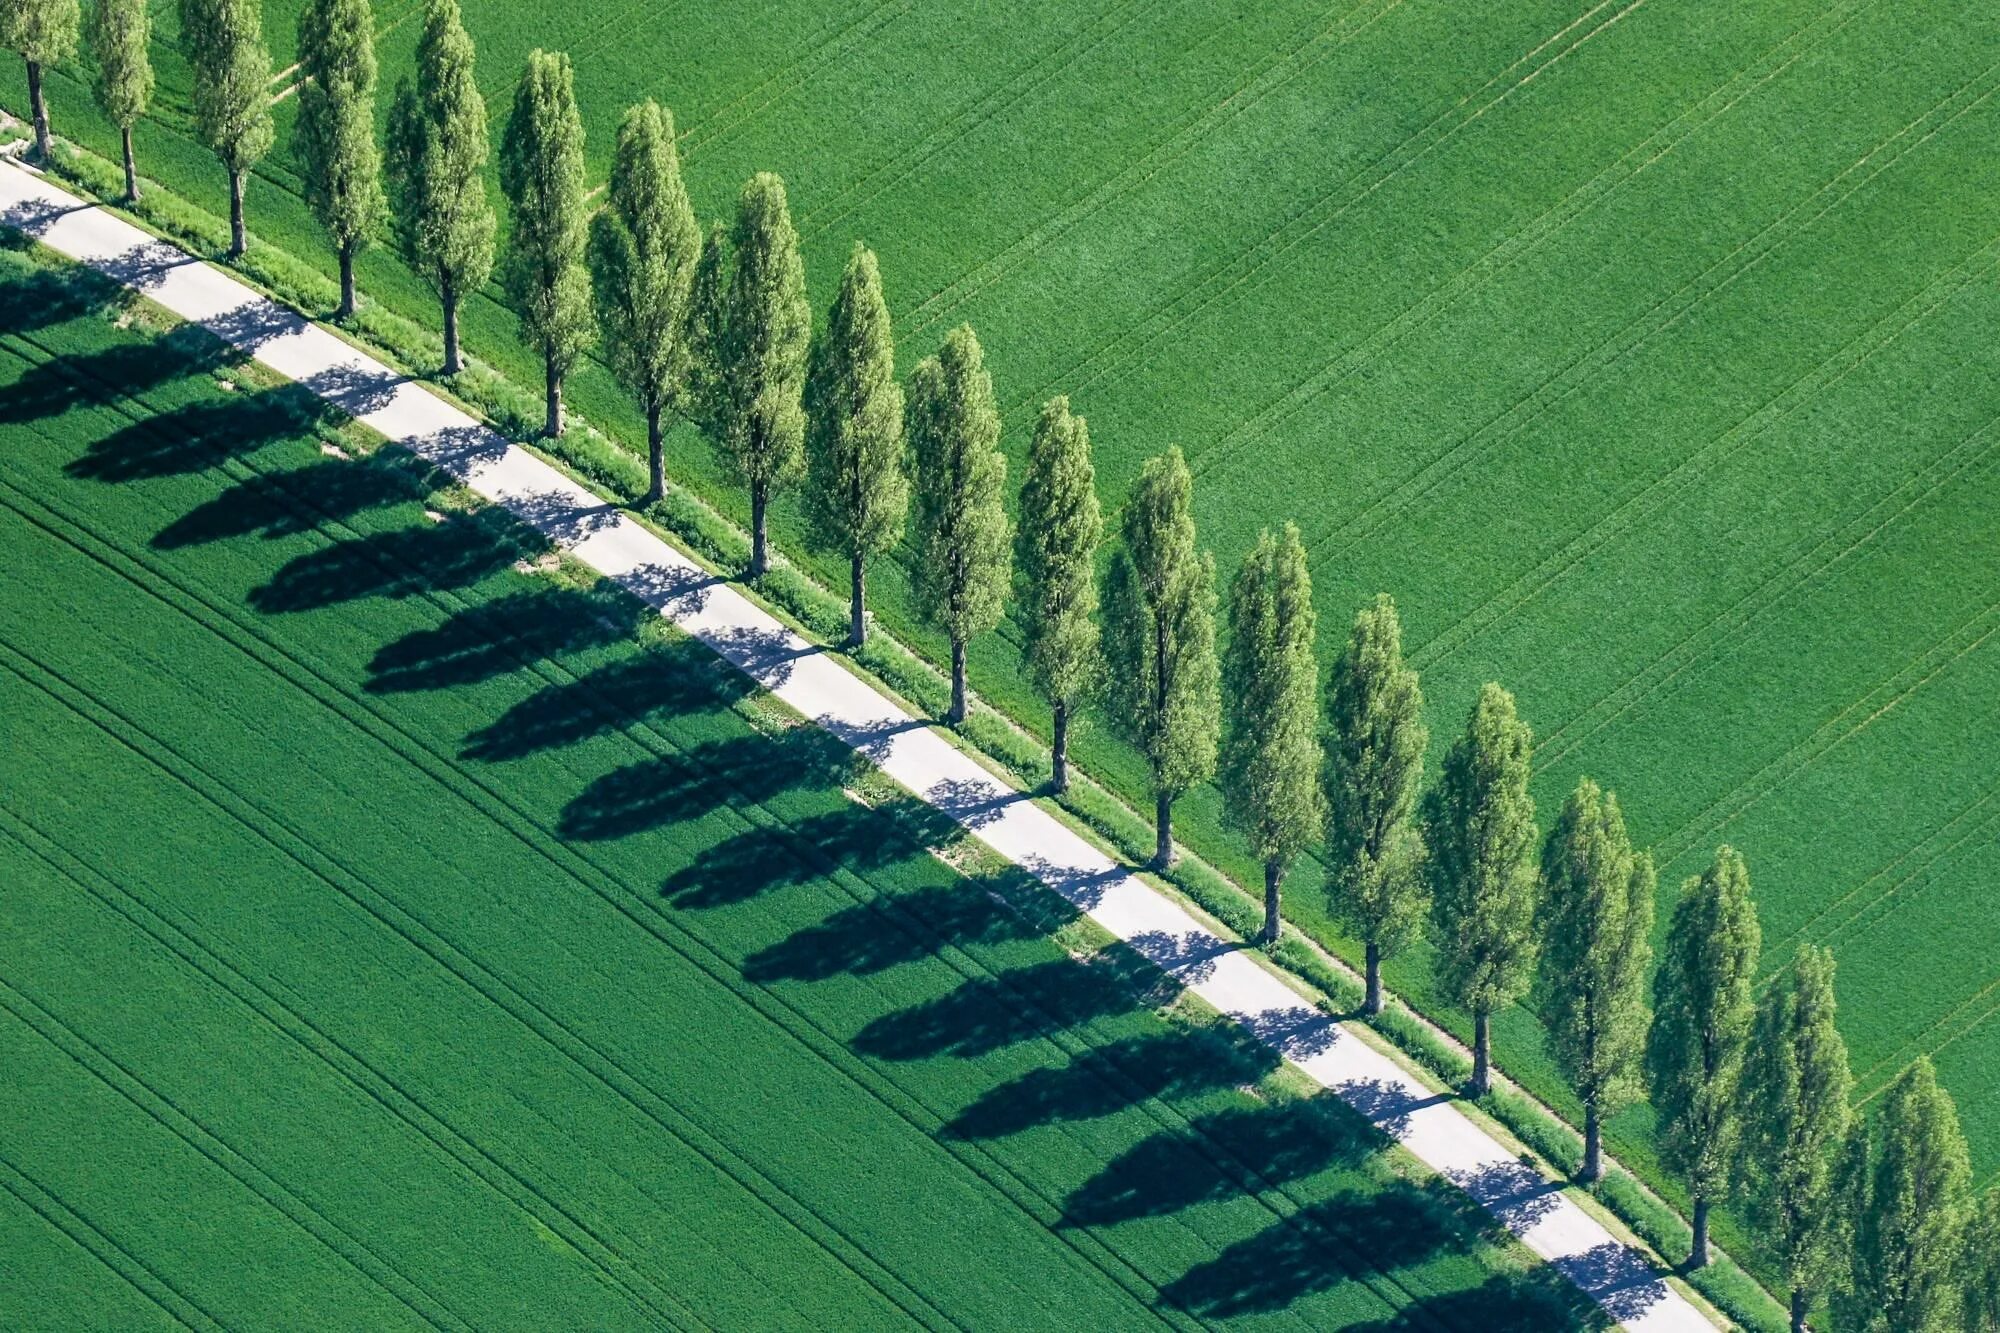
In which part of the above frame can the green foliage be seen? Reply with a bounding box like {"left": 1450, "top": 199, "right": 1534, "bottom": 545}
{"left": 680, "top": 219, "right": 727, "bottom": 432}
{"left": 1222, "top": 523, "right": 1323, "bottom": 869}
{"left": 591, "top": 101, "right": 699, "bottom": 422}
{"left": 383, "top": 0, "right": 493, "bottom": 299}
{"left": 499, "top": 50, "right": 593, "bottom": 380}
{"left": 1647, "top": 845, "right": 1760, "bottom": 1218}
{"left": 716, "top": 171, "right": 811, "bottom": 490}
{"left": 86, "top": 0, "right": 149, "bottom": 128}
{"left": 1423, "top": 683, "right": 1539, "bottom": 1016}
{"left": 1103, "top": 445, "right": 1219, "bottom": 803}
{"left": 0, "top": 0, "right": 78, "bottom": 66}
{"left": 1743, "top": 944, "right": 1856, "bottom": 1316}
{"left": 175, "top": 0, "right": 272, "bottom": 173}
{"left": 1539, "top": 779, "right": 1654, "bottom": 1129}
{"left": 1324, "top": 593, "right": 1427, "bottom": 962}
{"left": 295, "top": 0, "right": 384, "bottom": 257}
{"left": 803, "top": 243, "right": 906, "bottom": 561}
{"left": 1016, "top": 395, "right": 1101, "bottom": 710}
{"left": 1966, "top": 1191, "right": 2000, "bottom": 1333}
{"left": 1851, "top": 1059, "right": 1973, "bottom": 1333}
{"left": 907, "top": 324, "right": 1010, "bottom": 648}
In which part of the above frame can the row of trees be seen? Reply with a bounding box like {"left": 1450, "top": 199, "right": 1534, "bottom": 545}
{"left": 8, "top": 7, "right": 1995, "bottom": 1327}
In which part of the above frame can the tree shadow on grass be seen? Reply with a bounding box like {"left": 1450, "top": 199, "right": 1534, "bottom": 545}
{"left": 1342, "top": 1271, "right": 1606, "bottom": 1333}
{"left": 1158, "top": 1179, "right": 1465, "bottom": 1319}
{"left": 557, "top": 730, "right": 821, "bottom": 842}
{"left": 742, "top": 878, "right": 1040, "bottom": 983}
{"left": 1062, "top": 1099, "right": 1379, "bottom": 1228}
{"left": 661, "top": 804, "right": 914, "bottom": 911}
{"left": 247, "top": 507, "right": 532, "bottom": 613}
{"left": 462, "top": 644, "right": 755, "bottom": 763}
{"left": 0, "top": 327, "right": 232, "bottom": 425}
{"left": 152, "top": 456, "right": 423, "bottom": 549}
{"left": 850, "top": 950, "right": 1170, "bottom": 1062}
{"left": 364, "top": 585, "right": 648, "bottom": 694}
{"left": 64, "top": 385, "right": 330, "bottom": 483}
{"left": 0, "top": 258, "right": 124, "bottom": 336}
{"left": 945, "top": 1028, "right": 1282, "bottom": 1140}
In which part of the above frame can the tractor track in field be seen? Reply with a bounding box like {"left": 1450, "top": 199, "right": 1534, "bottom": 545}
{"left": 0, "top": 361, "right": 1476, "bottom": 1328}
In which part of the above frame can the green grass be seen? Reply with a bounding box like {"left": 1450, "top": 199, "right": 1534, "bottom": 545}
{"left": 7, "top": 0, "right": 1998, "bottom": 1250}
{"left": 0, "top": 245, "right": 1595, "bottom": 1328}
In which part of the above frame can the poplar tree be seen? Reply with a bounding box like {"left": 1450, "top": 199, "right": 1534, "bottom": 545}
{"left": 1539, "top": 778, "right": 1654, "bottom": 1182}
{"left": 1104, "top": 445, "right": 1219, "bottom": 869}
{"left": 1423, "top": 682, "right": 1538, "bottom": 1095}
{"left": 717, "top": 172, "right": 810, "bottom": 577}
{"left": 296, "top": 0, "right": 383, "bottom": 319}
{"left": 87, "top": 0, "right": 150, "bottom": 201}
{"left": 907, "top": 324, "right": 1010, "bottom": 724}
{"left": 1223, "top": 523, "right": 1323, "bottom": 944}
{"left": 1966, "top": 1191, "right": 2000, "bottom": 1333}
{"left": 177, "top": 0, "right": 272, "bottom": 258}
{"left": 500, "top": 49, "right": 591, "bottom": 438}
{"left": 1852, "top": 1058, "right": 1973, "bottom": 1333}
{"left": 1325, "top": 593, "right": 1427, "bottom": 1013}
{"left": 804, "top": 242, "right": 906, "bottom": 644}
{"left": 680, "top": 219, "right": 727, "bottom": 436}
{"left": 2, "top": 0, "right": 77, "bottom": 164}
{"left": 592, "top": 99, "right": 699, "bottom": 501}
{"left": 1016, "top": 395, "right": 1100, "bottom": 792}
{"left": 1648, "top": 844, "right": 1760, "bottom": 1269}
{"left": 1743, "top": 944, "right": 1858, "bottom": 1333}
{"left": 384, "top": 0, "right": 493, "bottom": 375}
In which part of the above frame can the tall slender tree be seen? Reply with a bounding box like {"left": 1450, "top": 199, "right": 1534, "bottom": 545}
{"left": 1016, "top": 395, "right": 1100, "bottom": 792}
{"left": 680, "top": 218, "right": 727, "bottom": 436}
{"left": 1743, "top": 944, "right": 1858, "bottom": 1333}
{"left": 1851, "top": 1058, "right": 1974, "bottom": 1333}
{"left": 1423, "top": 682, "right": 1539, "bottom": 1096}
{"left": 907, "top": 324, "right": 1010, "bottom": 724}
{"left": 716, "top": 172, "right": 810, "bottom": 577}
{"left": 177, "top": 0, "right": 272, "bottom": 258}
{"left": 384, "top": 0, "right": 493, "bottom": 375}
{"left": 296, "top": 0, "right": 383, "bottom": 319}
{"left": 87, "top": 0, "right": 150, "bottom": 201}
{"left": 804, "top": 242, "right": 905, "bottom": 643}
{"left": 500, "top": 49, "right": 591, "bottom": 438}
{"left": 1540, "top": 778, "right": 1654, "bottom": 1182}
{"left": 1325, "top": 593, "right": 1427, "bottom": 1013}
{"left": 1965, "top": 1190, "right": 2000, "bottom": 1333}
{"left": 1648, "top": 845, "right": 1761, "bottom": 1269}
{"left": 592, "top": 99, "right": 699, "bottom": 501}
{"left": 2, "top": 0, "right": 77, "bottom": 164}
{"left": 1223, "top": 523, "right": 1323, "bottom": 945}
{"left": 1104, "top": 445, "right": 1219, "bottom": 869}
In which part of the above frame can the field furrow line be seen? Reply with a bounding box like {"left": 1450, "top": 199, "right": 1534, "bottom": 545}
{"left": 0, "top": 1150, "right": 218, "bottom": 1331}
{"left": 1525, "top": 406, "right": 2000, "bottom": 770}
{"left": 0, "top": 803, "right": 710, "bottom": 1333}
{"left": 800, "top": 0, "right": 1165, "bottom": 240}
{"left": 1814, "top": 795, "right": 2000, "bottom": 954}
{"left": 900, "top": 0, "right": 1411, "bottom": 333}
{"left": 1179, "top": 0, "right": 1881, "bottom": 489}
{"left": 0, "top": 966, "right": 468, "bottom": 1332}
{"left": 1301, "top": 57, "right": 2000, "bottom": 580}
{"left": 983, "top": 0, "right": 1650, "bottom": 408}
{"left": 1853, "top": 972, "right": 2000, "bottom": 1104}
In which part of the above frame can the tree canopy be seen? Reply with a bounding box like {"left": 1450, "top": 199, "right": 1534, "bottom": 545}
{"left": 500, "top": 48, "right": 593, "bottom": 436}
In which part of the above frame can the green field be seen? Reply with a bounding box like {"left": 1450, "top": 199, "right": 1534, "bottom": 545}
{"left": 6, "top": 0, "right": 1998, "bottom": 1219}
{"left": 0, "top": 243, "right": 1596, "bottom": 1327}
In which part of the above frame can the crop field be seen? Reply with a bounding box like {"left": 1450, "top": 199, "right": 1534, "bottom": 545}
{"left": 6, "top": 0, "right": 1999, "bottom": 1210}
{"left": 0, "top": 244, "right": 1596, "bottom": 1327}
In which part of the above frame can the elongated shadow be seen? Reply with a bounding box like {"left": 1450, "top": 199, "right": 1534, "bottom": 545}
{"left": 0, "top": 329, "right": 228, "bottom": 425}
{"left": 946, "top": 1029, "right": 1281, "bottom": 1140}
{"left": 365, "top": 586, "right": 647, "bottom": 694}
{"left": 742, "top": 878, "right": 1038, "bottom": 983}
{"left": 464, "top": 645, "right": 755, "bottom": 763}
{"left": 65, "top": 386, "right": 327, "bottom": 483}
{"left": 152, "top": 457, "right": 420, "bottom": 549}
{"left": 1343, "top": 1272, "right": 1605, "bottom": 1332}
{"left": 558, "top": 730, "right": 818, "bottom": 842}
{"left": 851, "top": 952, "right": 1164, "bottom": 1062}
{"left": 663, "top": 805, "right": 914, "bottom": 911}
{"left": 247, "top": 509, "right": 530, "bottom": 613}
{"left": 0, "top": 253, "right": 122, "bottom": 334}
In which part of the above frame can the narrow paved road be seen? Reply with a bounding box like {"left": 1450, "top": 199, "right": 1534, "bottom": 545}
{"left": 0, "top": 157, "right": 1715, "bottom": 1332}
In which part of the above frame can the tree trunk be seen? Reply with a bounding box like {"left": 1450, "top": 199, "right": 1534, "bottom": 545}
{"left": 848, "top": 551, "right": 866, "bottom": 648}
{"left": 1789, "top": 1287, "right": 1809, "bottom": 1333}
{"left": 544, "top": 360, "right": 563, "bottom": 438}
{"left": 1153, "top": 792, "right": 1174, "bottom": 870}
{"left": 227, "top": 168, "right": 247, "bottom": 258}
{"left": 26, "top": 60, "right": 51, "bottom": 164}
{"left": 1580, "top": 1105, "right": 1604, "bottom": 1183}
{"left": 121, "top": 126, "right": 139, "bottom": 203}
{"left": 441, "top": 274, "right": 462, "bottom": 374}
{"left": 643, "top": 401, "right": 664, "bottom": 502}
{"left": 1262, "top": 860, "right": 1283, "bottom": 945}
{"left": 1687, "top": 1197, "right": 1711, "bottom": 1271}
{"left": 1470, "top": 1009, "right": 1492, "bottom": 1096}
{"left": 336, "top": 242, "right": 357, "bottom": 320}
{"left": 749, "top": 480, "right": 770, "bottom": 578}
{"left": 1050, "top": 698, "right": 1069, "bottom": 794}
{"left": 1364, "top": 941, "right": 1384, "bottom": 1015}
{"left": 947, "top": 637, "right": 968, "bottom": 725}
